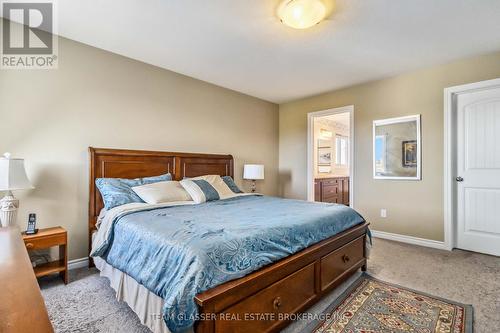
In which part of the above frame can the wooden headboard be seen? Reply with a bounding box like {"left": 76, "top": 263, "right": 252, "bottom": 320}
{"left": 88, "top": 147, "right": 234, "bottom": 253}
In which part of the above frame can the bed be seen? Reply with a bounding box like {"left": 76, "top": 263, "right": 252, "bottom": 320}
{"left": 88, "top": 147, "right": 369, "bottom": 333}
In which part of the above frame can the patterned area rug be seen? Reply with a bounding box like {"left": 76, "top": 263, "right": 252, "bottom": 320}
{"left": 306, "top": 274, "right": 473, "bottom": 333}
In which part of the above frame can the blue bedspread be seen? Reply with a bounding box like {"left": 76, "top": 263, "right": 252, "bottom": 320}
{"left": 95, "top": 195, "right": 365, "bottom": 332}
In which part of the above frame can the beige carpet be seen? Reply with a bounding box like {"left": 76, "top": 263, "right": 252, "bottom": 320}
{"left": 367, "top": 238, "right": 499, "bottom": 333}
{"left": 40, "top": 238, "right": 500, "bottom": 332}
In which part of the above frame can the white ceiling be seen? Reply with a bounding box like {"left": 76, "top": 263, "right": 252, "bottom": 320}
{"left": 11, "top": 1, "right": 500, "bottom": 103}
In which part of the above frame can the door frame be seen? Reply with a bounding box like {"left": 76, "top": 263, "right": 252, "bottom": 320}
{"left": 307, "top": 105, "right": 354, "bottom": 206}
{"left": 443, "top": 77, "right": 500, "bottom": 251}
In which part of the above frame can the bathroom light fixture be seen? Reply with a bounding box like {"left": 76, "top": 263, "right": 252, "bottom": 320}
{"left": 277, "top": 0, "right": 327, "bottom": 29}
{"left": 320, "top": 129, "right": 333, "bottom": 138}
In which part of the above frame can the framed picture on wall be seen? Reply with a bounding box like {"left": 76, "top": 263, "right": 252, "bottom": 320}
{"left": 402, "top": 140, "right": 417, "bottom": 167}
{"left": 318, "top": 148, "right": 331, "bottom": 165}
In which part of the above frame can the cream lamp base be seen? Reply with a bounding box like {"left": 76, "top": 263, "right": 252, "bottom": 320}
{"left": 0, "top": 191, "right": 18, "bottom": 227}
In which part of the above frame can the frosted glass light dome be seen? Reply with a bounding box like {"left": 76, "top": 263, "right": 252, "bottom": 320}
{"left": 277, "top": 0, "right": 327, "bottom": 29}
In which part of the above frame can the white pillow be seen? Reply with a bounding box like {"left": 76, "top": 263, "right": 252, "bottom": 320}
{"left": 131, "top": 180, "right": 192, "bottom": 204}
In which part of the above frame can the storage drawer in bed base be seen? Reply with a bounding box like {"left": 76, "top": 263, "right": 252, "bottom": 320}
{"left": 194, "top": 222, "right": 369, "bottom": 333}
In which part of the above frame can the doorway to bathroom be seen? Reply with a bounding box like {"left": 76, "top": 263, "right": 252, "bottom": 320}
{"left": 307, "top": 106, "right": 354, "bottom": 206}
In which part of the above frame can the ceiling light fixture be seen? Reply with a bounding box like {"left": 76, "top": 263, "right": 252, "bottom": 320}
{"left": 277, "top": 0, "right": 327, "bottom": 30}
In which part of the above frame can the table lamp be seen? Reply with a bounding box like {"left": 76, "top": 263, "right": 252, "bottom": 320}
{"left": 243, "top": 164, "right": 264, "bottom": 193}
{"left": 0, "top": 153, "right": 34, "bottom": 227}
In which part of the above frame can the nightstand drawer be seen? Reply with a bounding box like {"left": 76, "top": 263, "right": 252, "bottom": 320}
{"left": 24, "top": 233, "right": 66, "bottom": 250}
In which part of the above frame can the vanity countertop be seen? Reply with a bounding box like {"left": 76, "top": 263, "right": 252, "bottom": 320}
{"left": 315, "top": 175, "right": 349, "bottom": 179}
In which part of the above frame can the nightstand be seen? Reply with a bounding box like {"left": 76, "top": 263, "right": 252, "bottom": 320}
{"left": 22, "top": 226, "right": 68, "bottom": 284}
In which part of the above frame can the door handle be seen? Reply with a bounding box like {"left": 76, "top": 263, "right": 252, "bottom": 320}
{"left": 456, "top": 176, "right": 464, "bottom": 182}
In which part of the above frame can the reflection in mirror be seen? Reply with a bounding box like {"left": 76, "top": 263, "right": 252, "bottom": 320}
{"left": 373, "top": 115, "right": 421, "bottom": 180}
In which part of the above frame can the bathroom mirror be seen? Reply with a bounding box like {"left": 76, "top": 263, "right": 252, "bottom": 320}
{"left": 373, "top": 115, "right": 421, "bottom": 180}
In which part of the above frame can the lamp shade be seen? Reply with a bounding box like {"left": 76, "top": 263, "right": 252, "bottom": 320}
{"left": 243, "top": 164, "right": 264, "bottom": 180}
{"left": 0, "top": 153, "right": 33, "bottom": 191}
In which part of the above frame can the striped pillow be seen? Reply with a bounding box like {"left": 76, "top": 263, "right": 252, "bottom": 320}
{"left": 181, "top": 175, "right": 239, "bottom": 203}
{"left": 180, "top": 179, "right": 220, "bottom": 203}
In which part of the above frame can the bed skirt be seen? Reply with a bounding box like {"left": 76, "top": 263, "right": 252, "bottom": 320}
{"left": 93, "top": 256, "right": 179, "bottom": 333}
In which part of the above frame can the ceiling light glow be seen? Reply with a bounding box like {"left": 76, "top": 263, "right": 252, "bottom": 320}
{"left": 277, "top": 0, "right": 327, "bottom": 30}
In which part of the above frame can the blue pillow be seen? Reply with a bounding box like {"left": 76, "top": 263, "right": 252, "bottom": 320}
{"left": 96, "top": 173, "right": 172, "bottom": 209}
{"left": 222, "top": 176, "right": 243, "bottom": 193}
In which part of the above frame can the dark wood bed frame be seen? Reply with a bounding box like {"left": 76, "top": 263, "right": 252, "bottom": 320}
{"left": 89, "top": 147, "right": 369, "bottom": 333}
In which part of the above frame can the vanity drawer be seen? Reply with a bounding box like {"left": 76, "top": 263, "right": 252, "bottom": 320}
{"left": 216, "top": 263, "right": 316, "bottom": 333}
{"left": 322, "top": 179, "right": 339, "bottom": 186}
{"left": 320, "top": 236, "right": 364, "bottom": 291}
{"left": 322, "top": 184, "right": 339, "bottom": 196}
{"left": 322, "top": 184, "right": 341, "bottom": 203}
{"left": 322, "top": 195, "right": 340, "bottom": 204}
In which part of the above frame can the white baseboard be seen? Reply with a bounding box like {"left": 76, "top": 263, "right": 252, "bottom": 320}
{"left": 371, "top": 230, "right": 448, "bottom": 251}
{"left": 68, "top": 257, "right": 89, "bottom": 270}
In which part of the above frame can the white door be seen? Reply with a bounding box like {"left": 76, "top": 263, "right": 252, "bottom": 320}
{"left": 456, "top": 85, "right": 500, "bottom": 256}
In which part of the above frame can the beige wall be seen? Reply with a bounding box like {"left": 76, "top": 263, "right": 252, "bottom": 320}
{"left": 0, "top": 35, "right": 278, "bottom": 260}
{"left": 279, "top": 51, "right": 500, "bottom": 241}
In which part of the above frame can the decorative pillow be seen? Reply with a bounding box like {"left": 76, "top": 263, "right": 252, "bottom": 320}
{"left": 192, "top": 175, "right": 234, "bottom": 196}
{"left": 222, "top": 176, "right": 243, "bottom": 193}
{"left": 132, "top": 180, "right": 192, "bottom": 204}
{"left": 180, "top": 179, "right": 221, "bottom": 204}
{"left": 96, "top": 173, "right": 172, "bottom": 209}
